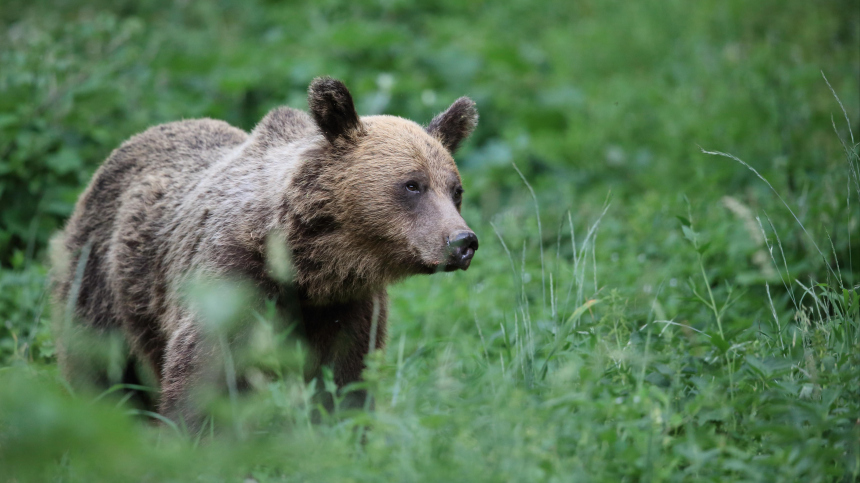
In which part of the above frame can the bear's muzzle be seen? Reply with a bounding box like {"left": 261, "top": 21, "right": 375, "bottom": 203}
{"left": 444, "top": 230, "right": 479, "bottom": 271}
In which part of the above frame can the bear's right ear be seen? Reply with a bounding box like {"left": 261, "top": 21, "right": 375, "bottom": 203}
{"left": 426, "top": 97, "right": 478, "bottom": 154}
{"left": 308, "top": 77, "right": 365, "bottom": 144}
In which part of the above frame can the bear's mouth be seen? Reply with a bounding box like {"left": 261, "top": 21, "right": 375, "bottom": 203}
{"left": 416, "top": 260, "right": 444, "bottom": 274}
{"left": 415, "top": 248, "right": 475, "bottom": 273}
{"left": 443, "top": 250, "right": 474, "bottom": 272}
{"left": 410, "top": 235, "right": 478, "bottom": 274}
{"left": 443, "top": 231, "right": 478, "bottom": 271}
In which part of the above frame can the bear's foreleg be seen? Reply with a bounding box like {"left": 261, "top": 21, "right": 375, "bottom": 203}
{"left": 299, "top": 291, "right": 388, "bottom": 414}
{"left": 158, "top": 313, "right": 223, "bottom": 432}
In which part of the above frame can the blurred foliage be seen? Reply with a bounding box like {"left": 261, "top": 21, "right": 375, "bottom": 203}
{"left": 1, "top": 0, "right": 857, "bottom": 268}
{"left": 1, "top": 0, "right": 859, "bottom": 481}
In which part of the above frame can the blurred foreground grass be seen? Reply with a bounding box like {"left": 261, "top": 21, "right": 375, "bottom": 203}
{"left": 1, "top": 0, "right": 859, "bottom": 481}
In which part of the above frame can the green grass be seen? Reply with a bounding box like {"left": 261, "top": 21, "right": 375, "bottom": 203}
{"left": 1, "top": 1, "right": 859, "bottom": 481}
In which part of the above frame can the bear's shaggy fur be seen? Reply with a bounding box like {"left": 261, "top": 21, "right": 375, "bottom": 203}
{"left": 52, "top": 78, "right": 478, "bottom": 427}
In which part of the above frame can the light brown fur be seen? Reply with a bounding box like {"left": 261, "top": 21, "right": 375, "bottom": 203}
{"left": 52, "top": 78, "right": 478, "bottom": 428}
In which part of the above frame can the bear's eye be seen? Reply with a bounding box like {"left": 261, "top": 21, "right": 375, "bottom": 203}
{"left": 405, "top": 181, "right": 420, "bottom": 193}
{"left": 453, "top": 188, "right": 463, "bottom": 204}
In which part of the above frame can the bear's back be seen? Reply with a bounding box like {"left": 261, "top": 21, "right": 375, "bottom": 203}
{"left": 55, "top": 119, "right": 249, "bottom": 330}
{"left": 112, "top": 118, "right": 249, "bottom": 181}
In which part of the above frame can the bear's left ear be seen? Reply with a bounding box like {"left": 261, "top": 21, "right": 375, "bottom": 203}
{"left": 308, "top": 77, "right": 365, "bottom": 144}
{"left": 426, "top": 97, "right": 478, "bottom": 154}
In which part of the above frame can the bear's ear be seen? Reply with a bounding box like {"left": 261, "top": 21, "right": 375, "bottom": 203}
{"left": 308, "top": 77, "right": 365, "bottom": 144}
{"left": 426, "top": 97, "right": 478, "bottom": 154}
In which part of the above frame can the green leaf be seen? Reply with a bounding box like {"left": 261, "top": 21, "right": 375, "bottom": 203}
{"left": 45, "top": 148, "right": 83, "bottom": 175}
{"left": 709, "top": 331, "right": 729, "bottom": 354}
{"left": 744, "top": 355, "right": 771, "bottom": 378}
{"left": 682, "top": 225, "right": 698, "bottom": 244}
{"left": 565, "top": 298, "right": 601, "bottom": 324}
{"left": 0, "top": 114, "right": 18, "bottom": 130}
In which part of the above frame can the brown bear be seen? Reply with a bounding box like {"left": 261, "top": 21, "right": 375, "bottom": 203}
{"left": 51, "top": 77, "right": 478, "bottom": 428}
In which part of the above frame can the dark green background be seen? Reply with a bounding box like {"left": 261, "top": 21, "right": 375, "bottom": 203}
{"left": 1, "top": 1, "right": 858, "bottom": 481}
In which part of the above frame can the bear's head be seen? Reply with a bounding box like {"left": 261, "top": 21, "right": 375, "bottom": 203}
{"left": 290, "top": 77, "right": 478, "bottom": 300}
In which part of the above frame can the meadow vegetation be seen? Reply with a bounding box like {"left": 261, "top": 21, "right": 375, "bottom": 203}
{"left": 1, "top": 0, "right": 858, "bottom": 481}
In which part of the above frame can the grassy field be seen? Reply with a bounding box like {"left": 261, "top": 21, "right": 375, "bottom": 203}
{"left": 1, "top": 1, "right": 859, "bottom": 481}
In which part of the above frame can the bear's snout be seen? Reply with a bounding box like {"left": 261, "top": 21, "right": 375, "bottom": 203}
{"left": 445, "top": 230, "right": 479, "bottom": 271}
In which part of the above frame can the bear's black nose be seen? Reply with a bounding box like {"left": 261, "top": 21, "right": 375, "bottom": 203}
{"left": 445, "top": 230, "right": 479, "bottom": 271}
